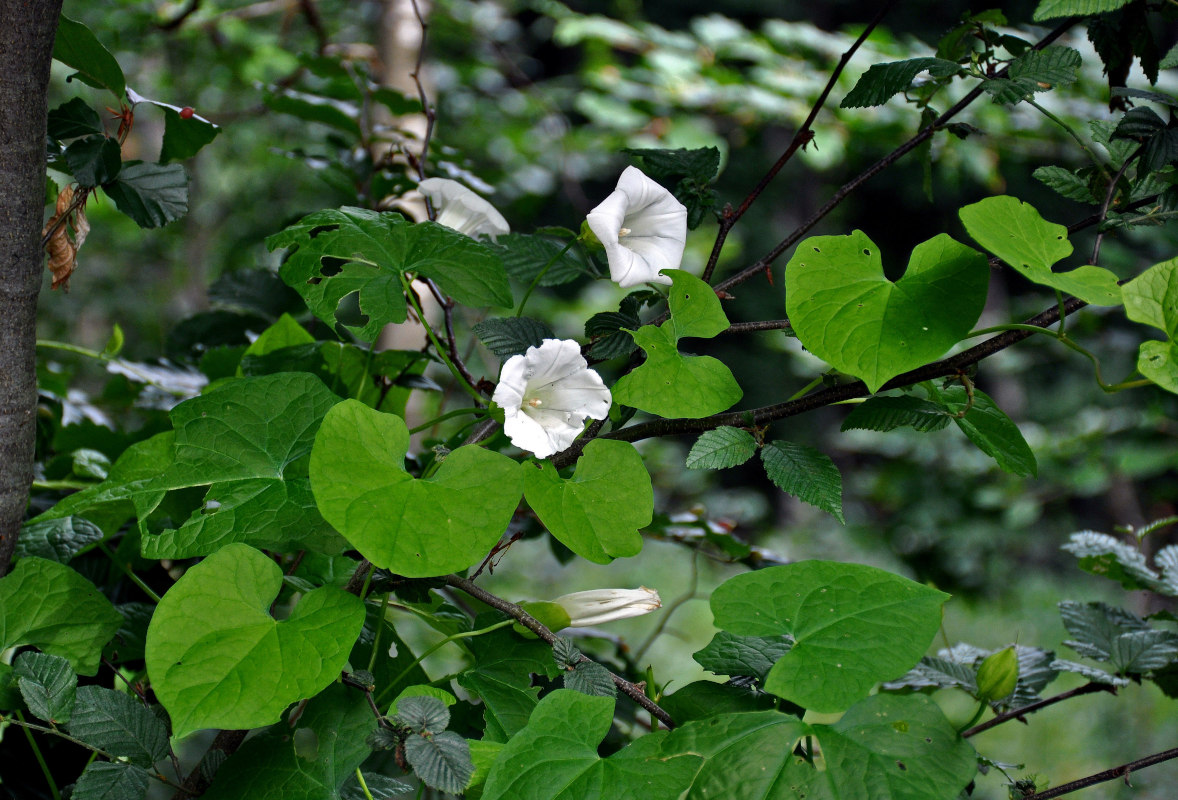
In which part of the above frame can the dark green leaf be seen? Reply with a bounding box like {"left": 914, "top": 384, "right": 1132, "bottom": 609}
{"left": 494, "top": 232, "right": 591, "bottom": 287}
{"left": 15, "top": 516, "right": 103, "bottom": 562}
{"left": 65, "top": 135, "right": 122, "bottom": 187}
{"left": 103, "top": 602, "right": 155, "bottom": 663}
{"left": 1142, "top": 129, "right": 1178, "bottom": 173}
{"left": 1033, "top": 165, "right": 1099, "bottom": 204}
{"left": 14, "top": 652, "right": 77, "bottom": 725}
{"left": 53, "top": 15, "right": 126, "bottom": 98}
{"left": 934, "top": 386, "right": 1038, "bottom": 477}
{"left": 1033, "top": 0, "right": 1133, "bottom": 21}
{"left": 159, "top": 105, "right": 221, "bottom": 163}
{"left": 658, "top": 680, "right": 777, "bottom": 723}
{"left": 841, "top": 58, "right": 960, "bottom": 108}
{"left": 340, "top": 773, "right": 414, "bottom": 800}
{"left": 207, "top": 268, "right": 304, "bottom": 320}
{"left": 1008, "top": 46, "right": 1082, "bottom": 88}
{"left": 693, "top": 631, "right": 792, "bottom": 682}
{"left": 564, "top": 660, "right": 617, "bottom": 697}
{"left": 102, "top": 162, "right": 189, "bottom": 228}
{"left": 67, "top": 686, "right": 170, "bottom": 767}
{"left": 760, "top": 440, "right": 844, "bottom": 523}
{"left": 48, "top": 98, "right": 103, "bottom": 140}
{"left": 685, "top": 427, "right": 757, "bottom": 470}
{"left": 457, "top": 627, "right": 554, "bottom": 741}
{"left": 840, "top": 395, "right": 952, "bottom": 433}
{"left": 405, "top": 731, "right": 474, "bottom": 795}
{"left": 622, "top": 147, "right": 721, "bottom": 184}
{"left": 1115, "top": 107, "right": 1167, "bottom": 140}
{"left": 394, "top": 695, "right": 450, "bottom": 734}
{"left": 982, "top": 77, "right": 1042, "bottom": 105}
{"left": 72, "top": 762, "right": 150, "bottom": 800}
{"left": 472, "top": 317, "right": 555, "bottom": 358}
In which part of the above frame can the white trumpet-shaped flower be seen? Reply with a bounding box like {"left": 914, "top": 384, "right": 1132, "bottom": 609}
{"left": 418, "top": 178, "right": 510, "bottom": 241}
{"left": 552, "top": 587, "right": 662, "bottom": 626}
{"left": 586, "top": 166, "right": 687, "bottom": 288}
{"left": 492, "top": 339, "right": 611, "bottom": 458}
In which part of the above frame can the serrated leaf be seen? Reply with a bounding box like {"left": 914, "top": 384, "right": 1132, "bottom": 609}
{"left": 932, "top": 386, "right": 1038, "bottom": 477}
{"left": 711, "top": 561, "right": 949, "bottom": 712}
{"left": 564, "top": 660, "right": 617, "bottom": 697}
{"left": 310, "top": 399, "right": 523, "bottom": 576}
{"left": 405, "top": 731, "right": 474, "bottom": 795}
{"left": 15, "top": 516, "right": 103, "bottom": 562}
{"left": 882, "top": 655, "right": 978, "bottom": 693}
{"left": 760, "top": 441, "right": 844, "bottom": 523}
{"left": 1114, "top": 107, "right": 1166, "bottom": 140}
{"left": 1033, "top": 0, "right": 1133, "bottom": 21}
{"left": 72, "top": 762, "right": 150, "bottom": 800}
{"left": 14, "top": 652, "right": 77, "bottom": 725}
{"left": 693, "top": 631, "right": 792, "bottom": 682}
{"left": 1033, "top": 165, "right": 1099, "bottom": 204}
{"left": 495, "top": 232, "right": 591, "bottom": 287}
{"left": 840, "top": 395, "right": 952, "bottom": 433}
{"left": 340, "top": 773, "right": 414, "bottom": 800}
{"left": 1008, "top": 46, "right": 1082, "bottom": 88}
{"left": 982, "top": 77, "right": 1042, "bottom": 105}
{"left": 0, "top": 557, "right": 121, "bottom": 675}
{"left": 841, "top": 58, "right": 961, "bottom": 108}
{"left": 959, "top": 196, "right": 1122, "bottom": 306}
{"left": 523, "top": 439, "right": 651, "bottom": 564}
{"left": 145, "top": 544, "right": 365, "bottom": 738}
{"left": 612, "top": 270, "right": 742, "bottom": 418}
{"left": 685, "top": 427, "right": 757, "bottom": 469}
{"left": 1056, "top": 601, "right": 1178, "bottom": 674}
{"left": 1050, "top": 659, "right": 1130, "bottom": 687}
{"left": 622, "top": 147, "right": 721, "bottom": 184}
{"left": 786, "top": 231, "right": 989, "bottom": 393}
{"left": 53, "top": 15, "right": 126, "bottom": 98}
{"left": 482, "top": 690, "right": 701, "bottom": 800}
{"left": 268, "top": 208, "right": 512, "bottom": 341}
{"left": 65, "top": 135, "right": 122, "bottom": 187}
{"left": 48, "top": 98, "right": 103, "bottom": 140}
{"left": 394, "top": 695, "right": 450, "bottom": 734}
{"left": 473, "top": 317, "right": 555, "bottom": 358}
{"left": 1063, "top": 530, "right": 1162, "bottom": 591}
{"left": 66, "top": 686, "right": 169, "bottom": 767}
{"left": 102, "top": 161, "right": 189, "bottom": 228}
{"left": 203, "top": 684, "right": 375, "bottom": 800}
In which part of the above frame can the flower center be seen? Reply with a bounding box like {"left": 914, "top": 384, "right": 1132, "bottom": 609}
{"left": 526, "top": 397, "right": 543, "bottom": 407}
{"left": 618, "top": 226, "right": 632, "bottom": 237}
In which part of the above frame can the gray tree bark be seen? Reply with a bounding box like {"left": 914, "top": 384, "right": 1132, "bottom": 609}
{"left": 0, "top": 0, "right": 63, "bottom": 576}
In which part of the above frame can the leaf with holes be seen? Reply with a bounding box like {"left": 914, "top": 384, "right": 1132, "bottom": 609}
{"left": 267, "top": 208, "right": 512, "bottom": 341}
{"left": 14, "top": 652, "right": 77, "bottom": 725}
{"left": 686, "top": 427, "right": 757, "bottom": 469}
{"left": 711, "top": 561, "right": 949, "bottom": 712}
{"left": 760, "top": 441, "right": 844, "bottom": 523}
{"left": 523, "top": 439, "right": 651, "bottom": 564}
{"left": 310, "top": 399, "right": 523, "bottom": 576}
{"left": 959, "top": 196, "right": 1121, "bottom": 305}
{"left": 786, "top": 231, "right": 988, "bottom": 393}
{"left": 612, "top": 270, "right": 742, "bottom": 417}
{"left": 145, "top": 544, "right": 365, "bottom": 738}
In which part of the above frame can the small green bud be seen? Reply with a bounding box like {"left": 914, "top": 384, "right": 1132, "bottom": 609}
{"left": 579, "top": 219, "right": 602, "bottom": 249}
{"left": 976, "top": 647, "right": 1019, "bottom": 702}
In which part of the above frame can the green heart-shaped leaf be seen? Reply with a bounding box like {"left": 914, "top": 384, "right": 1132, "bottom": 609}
{"left": 786, "top": 231, "right": 988, "bottom": 393}
{"left": 959, "top": 195, "right": 1122, "bottom": 306}
{"left": 523, "top": 439, "right": 651, "bottom": 564}
{"left": 145, "top": 544, "right": 364, "bottom": 738}
{"left": 310, "top": 400, "right": 523, "bottom": 576}
{"left": 612, "top": 270, "right": 742, "bottom": 417}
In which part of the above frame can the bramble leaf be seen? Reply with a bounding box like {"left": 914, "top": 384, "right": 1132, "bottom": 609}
{"left": 686, "top": 427, "right": 757, "bottom": 470}
{"left": 760, "top": 441, "right": 844, "bottom": 523}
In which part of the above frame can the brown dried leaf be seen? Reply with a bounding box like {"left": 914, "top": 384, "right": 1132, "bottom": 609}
{"left": 42, "top": 186, "right": 89, "bottom": 291}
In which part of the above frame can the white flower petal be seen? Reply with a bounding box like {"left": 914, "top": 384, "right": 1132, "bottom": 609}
{"left": 552, "top": 587, "right": 662, "bottom": 626}
{"left": 492, "top": 339, "right": 611, "bottom": 458}
{"left": 418, "top": 178, "right": 510, "bottom": 241}
{"left": 586, "top": 166, "right": 687, "bottom": 288}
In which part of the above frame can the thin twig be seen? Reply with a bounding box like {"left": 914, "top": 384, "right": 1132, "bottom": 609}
{"left": 408, "top": 0, "right": 436, "bottom": 181}
{"left": 1021, "top": 747, "right": 1178, "bottom": 800}
{"left": 962, "top": 682, "right": 1111, "bottom": 738}
{"left": 444, "top": 574, "right": 676, "bottom": 728}
{"left": 424, "top": 277, "right": 483, "bottom": 397}
{"left": 700, "top": 0, "right": 899, "bottom": 283}
{"left": 297, "top": 0, "right": 329, "bottom": 55}
{"left": 158, "top": 0, "right": 202, "bottom": 30}
{"left": 724, "top": 319, "right": 792, "bottom": 334}
{"left": 1089, "top": 143, "right": 1143, "bottom": 265}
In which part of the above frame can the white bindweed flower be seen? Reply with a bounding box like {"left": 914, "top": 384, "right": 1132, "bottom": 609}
{"left": 418, "top": 178, "right": 510, "bottom": 241}
{"left": 492, "top": 339, "right": 611, "bottom": 458}
{"left": 586, "top": 166, "right": 687, "bottom": 288}
{"left": 552, "top": 587, "right": 662, "bottom": 626}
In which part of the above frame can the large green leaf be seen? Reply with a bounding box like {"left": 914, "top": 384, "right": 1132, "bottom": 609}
{"left": 267, "top": 208, "right": 512, "bottom": 341}
{"left": 203, "top": 684, "right": 374, "bottom": 800}
{"left": 785, "top": 232, "right": 988, "bottom": 393}
{"left": 612, "top": 270, "right": 742, "bottom": 417}
{"left": 457, "top": 628, "right": 556, "bottom": 742}
{"left": 310, "top": 399, "right": 523, "bottom": 576}
{"left": 522, "top": 439, "right": 651, "bottom": 564}
{"left": 102, "top": 162, "right": 189, "bottom": 229}
{"left": 0, "top": 557, "right": 121, "bottom": 675}
{"left": 710, "top": 561, "right": 949, "bottom": 712}
{"left": 1123, "top": 257, "right": 1178, "bottom": 393}
{"left": 67, "top": 686, "right": 170, "bottom": 768}
{"left": 481, "top": 690, "right": 702, "bottom": 800}
{"left": 144, "top": 544, "right": 365, "bottom": 738}
{"left": 959, "top": 196, "right": 1121, "bottom": 306}
{"left": 53, "top": 15, "right": 125, "bottom": 98}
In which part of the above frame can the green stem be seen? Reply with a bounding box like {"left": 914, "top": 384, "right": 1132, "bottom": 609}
{"left": 400, "top": 273, "right": 485, "bottom": 404}
{"left": 32, "top": 479, "right": 94, "bottom": 490}
{"left": 15, "top": 711, "right": 60, "bottom": 800}
{"left": 98, "top": 543, "right": 161, "bottom": 604}
{"left": 407, "top": 407, "right": 487, "bottom": 434}
{"left": 1026, "top": 98, "right": 1111, "bottom": 179}
{"left": 516, "top": 239, "right": 577, "bottom": 318}
{"left": 376, "top": 618, "right": 514, "bottom": 706}
{"left": 36, "top": 339, "right": 105, "bottom": 360}
{"left": 358, "top": 563, "right": 376, "bottom": 600}
{"left": 355, "top": 768, "right": 375, "bottom": 800}
{"left": 368, "top": 592, "right": 394, "bottom": 673}
{"left": 957, "top": 698, "right": 989, "bottom": 734}
{"left": 786, "top": 376, "right": 824, "bottom": 402}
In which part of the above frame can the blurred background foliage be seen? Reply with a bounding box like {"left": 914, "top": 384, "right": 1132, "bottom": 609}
{"left": 31, "top": 1, "right": 1178, "bottom": 796}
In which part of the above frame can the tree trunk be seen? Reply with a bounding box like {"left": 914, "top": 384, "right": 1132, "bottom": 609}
{"left": 0, "top": 0, "right": 62, "bottom": 576}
